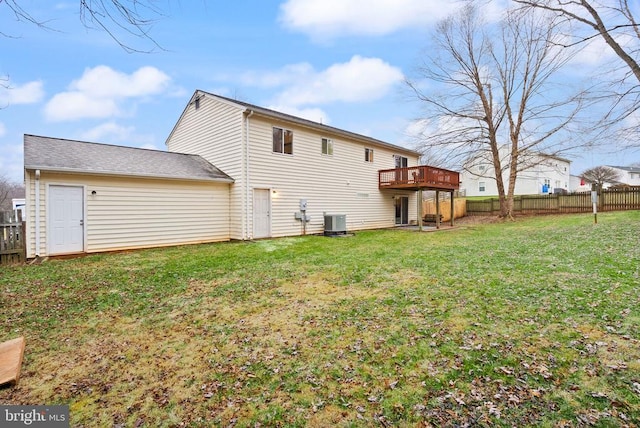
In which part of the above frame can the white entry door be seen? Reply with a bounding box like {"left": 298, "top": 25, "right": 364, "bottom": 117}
{"left": 253, "top": 189, "right": 271, "bottom": 239}
{"left": 49, "top": 185, "right": 84, "bottom": 254}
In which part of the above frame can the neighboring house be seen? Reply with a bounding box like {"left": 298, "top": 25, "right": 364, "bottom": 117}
{"left": 460, "top": 151, "right": 570, "bottom": 197}
{"left": 606, "top": 165, "right": 640, "bottom": 187}
{"left": 23, "top": 135, "right": 233, "bottom": 258}
{"left": 11, "top": 198, "right": 26, "bottom": 220}
{"left": 569, "top": 165, "right": 640, "bottom": 192}
{"left": 569, "top": 175, "right": 591, "bottom": 192}
{"left": 166, "top": 91, "right": 458, "bottom": 240}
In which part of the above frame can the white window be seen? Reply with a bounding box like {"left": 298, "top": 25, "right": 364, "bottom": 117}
{"left": 365, "top": 148, "right": 374, "bottom": 163}
{"left": 321, "top": 138, "right": 333, "bottom": 156}
{"left": 394, "top": 155, "right": 408, "bottom": 168}
{"left": 273, "top": 127, "right": 293, "bottom": 155}
{"left": 479, "top": 182, "right": 486, "bottom": 192}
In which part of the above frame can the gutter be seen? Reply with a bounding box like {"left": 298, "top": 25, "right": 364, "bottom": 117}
{"left": 22, "top": 166, "right": 234, "bottom": 184}
{"left": 245, "top": 109, "right": 254, "bottom": 240}
{"left": 35, "top": 169, "right": 40, "bottom": 257}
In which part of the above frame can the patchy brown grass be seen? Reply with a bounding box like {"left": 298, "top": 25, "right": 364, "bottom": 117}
{"left": 1, "top": 212, "right": 639, "bottom": 426}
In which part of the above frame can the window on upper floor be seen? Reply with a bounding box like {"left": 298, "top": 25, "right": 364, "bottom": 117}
{"left": 479, "top": 182, "right": 486, "bottom": 192}
{"left": 321, "top": 138, "right": 333, "bottom": 156}
{"left": 394, "top": 155, "right": 408, "bottom": 168}
{"left": 365, "top": 148, "right": 374, "bottom": 163}
{"left": 273, "top": 127, "right": 293, "bottom": 155}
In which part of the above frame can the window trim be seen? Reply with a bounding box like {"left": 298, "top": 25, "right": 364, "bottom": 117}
{"left": 272, "top": 126, "right": 293, "bottom": 155}
{"left": 365, "top": 148, "right": 374, "bottom": 163}
{"left": 321, "top": 137, "right": 334, "bottom": 156}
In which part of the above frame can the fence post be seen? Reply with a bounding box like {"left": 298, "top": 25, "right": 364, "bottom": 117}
{"left": 0, "top": 210, "right": 26, "bottom": 265}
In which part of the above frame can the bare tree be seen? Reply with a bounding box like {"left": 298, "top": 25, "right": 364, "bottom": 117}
{"left": 0, "top": 173, "right": 24, "bottom": 212}
{"left": 580, "top": 165, "right": 623, "bottom": 190}
{"left": 1, "top": 0, "right": 166, "bottom": 52}
{"left": 406, "top": 2, "right": 585, "bottom": 218}
{"left": 514, "top": 0, "right": 640, "bottom": 142}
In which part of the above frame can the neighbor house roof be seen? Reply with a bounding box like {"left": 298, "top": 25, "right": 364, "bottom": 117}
{"left": 607, "top": 165, "right": 640, "bottom": 173}
{"left": 166, "top": 90, "right": 422, "bottom": 157}
{"left": 24, "top": 134, "right": 234, "bottom": 182}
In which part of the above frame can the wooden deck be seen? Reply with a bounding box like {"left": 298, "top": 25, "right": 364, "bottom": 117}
{"left": 379, "top": 165, "right": 460, "bottom": 191}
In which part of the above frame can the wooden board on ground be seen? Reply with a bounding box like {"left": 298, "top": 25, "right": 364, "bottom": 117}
{"left": 0, "top": 337, "right": 25, "bottom": 386}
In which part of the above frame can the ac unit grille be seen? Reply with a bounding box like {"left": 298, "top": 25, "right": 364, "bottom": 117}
{"left": 324, "top": 214, "right": 347, "bottom": 235}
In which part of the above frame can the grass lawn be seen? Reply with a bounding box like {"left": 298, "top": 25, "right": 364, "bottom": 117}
{"left": 1, "top": 212, "right": 639, "bottom": 427}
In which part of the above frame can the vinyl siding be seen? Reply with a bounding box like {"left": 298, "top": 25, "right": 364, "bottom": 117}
{"left": 462, "top": 155, "right": 571, "bottom": 197}
{"left": 25, "top": 171, "right": 230, "bottom": 257}
{"left": 166, "top": 95, "right": 246, "bottom": 239}
{"left": 247, "top": 115, "right": 419, "bottom": 238}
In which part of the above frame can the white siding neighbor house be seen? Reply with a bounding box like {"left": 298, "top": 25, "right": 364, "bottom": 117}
{"left": 12, "top": 198, "right": 26, "bottom": 220}
{"left": 460, "top": 150, "right": 571, "bottom": 197}
{"left": 606, "top": 166, "right": 640, "bottom": 187}
{"left": 166, "top": 91, "right": 459, "bottom": 240}
{"left": 23, "top": 135, "right": 233, "bottom": 258}
{"left": 569, "top": 175, "right": 591, "bottom": 192}
{"left": 569, "top": 166, "right": 640, "bottom": 192}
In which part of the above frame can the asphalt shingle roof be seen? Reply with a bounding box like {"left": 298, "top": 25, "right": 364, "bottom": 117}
{"left": 24, "top": 134, "right": 233, "bottom": 182}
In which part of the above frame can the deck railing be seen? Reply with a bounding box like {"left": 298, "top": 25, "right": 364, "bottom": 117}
{"left": 379, "top": 165, "right": 460, "bottom": 190}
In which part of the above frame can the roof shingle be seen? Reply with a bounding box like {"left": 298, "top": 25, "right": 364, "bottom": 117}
{"left": 24, "top": 134, "right": 233, "bottom": 182}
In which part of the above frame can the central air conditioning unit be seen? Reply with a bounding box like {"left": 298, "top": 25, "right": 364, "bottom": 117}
{"left": 324, "top": 214, "right": 347, "bottom": 236}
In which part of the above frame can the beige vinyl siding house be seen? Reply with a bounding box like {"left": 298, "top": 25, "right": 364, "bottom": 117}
{"left": 166, "top": 91, "right": 422, "bottom": 240}
{"left": 24, "top": 135, "right": 233, "bottom": 258}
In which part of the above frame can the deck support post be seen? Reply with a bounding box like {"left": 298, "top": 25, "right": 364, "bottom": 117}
{"left": 450, "top": 190, "right": 455, "bottom": 227}
{"left": 435, "top": 190, "right": 441, "bottom": 229}
{"left": 418, "top": 189, "right": 423, "bottom": 232}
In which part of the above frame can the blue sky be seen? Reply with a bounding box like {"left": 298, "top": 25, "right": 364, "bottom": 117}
{"left": 1, "top": 0, "right": 638, "bottom": 184}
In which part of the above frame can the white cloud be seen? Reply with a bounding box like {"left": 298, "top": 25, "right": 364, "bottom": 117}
{"left": 78, "top": 121, "right": 155, "bottom": 145}
{"left": 269, "top": 56, "right": 404, "bottom": 106}
{"left": 0, "top": 80, "right": 45, "bottom": 105}
{"left": 240, "top": 63, "right": 315, "bottom": 88}
{"left": 70, "top": 65, "right": 170, "bottom": 98}
{"left": 0, "top": 142, "right": 25, "bottom": 183}
{"left": 570, "top": 38, "right": 616, "bottom": 67}
{"left": 266, "top": 105, "right": 330, "bottom": 124}
{"left": 44, "top": 65, "right": 171, "bottom": 122}
{"left": 46, "top": 92, "right": 119, "bottom": 122}
{"left": 279, "top": 0, "right": 462, "bottom": 39}
{"left": 78, "top": 122, "right": 135, "bottom": 142}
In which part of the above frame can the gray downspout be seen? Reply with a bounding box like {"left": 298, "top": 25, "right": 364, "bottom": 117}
{"left": 35, "top": 169, "right": 40, "bottom": 256}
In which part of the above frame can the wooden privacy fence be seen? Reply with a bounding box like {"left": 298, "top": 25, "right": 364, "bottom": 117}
{"left": 1, "top": 211, "right": 26, "bottom": 265}
{"left": 423, "top": 198, "right": 467, "bottom": 221}
{"left": 467, "top": 187, "right": 640, "bottom": 216}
